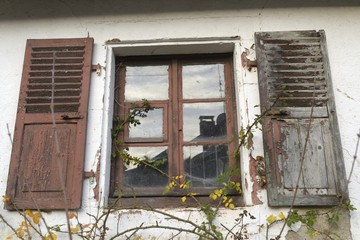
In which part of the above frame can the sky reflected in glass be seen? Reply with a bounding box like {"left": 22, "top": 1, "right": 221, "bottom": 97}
{"left": 182, "top": 64, "right": 225, "bottom": 99}
{"left": 129, "top": 108, "right": 163, "bottom": 139}
{"left": 125, "top": 65, "right": 169, "bottom": 101}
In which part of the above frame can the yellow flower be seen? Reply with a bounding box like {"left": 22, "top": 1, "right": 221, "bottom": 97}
{"left": 181, "top": 196, "right": 187, "bottom": 202}
{"left": 2, "top": 196, "right": 11, "bottom": 203}
{"left": 33, "top": 212, "right": 41, "bottom": 225}
{"left": 278, "top": 212, "right": 286, "bottom": 220}
{"left": 214, "top": 189, "right": 223, "bottom": 197}
{"left": 266, "top": 214, "right": 277, "bottom": 224}
{"left": 71, "top": 225, "right": 79, "bottom": 234}
{"left": 68, "top": 213, "right": 77, "bottom": 219}
{"left": 44, "top": 232, "right": 57, "bottom": 240}
{"left": 16, "top": 228, "right": 24, "bottom": 238}
{"left": 210, "top": 193, "right": 217, "bottom": 200}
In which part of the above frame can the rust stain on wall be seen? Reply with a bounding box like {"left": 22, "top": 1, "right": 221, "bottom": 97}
{"left": 249, "top": 154, "right": 263, "bottom": 205}
{"left": 93, "top": 148, "right": 101, "bottom": 200}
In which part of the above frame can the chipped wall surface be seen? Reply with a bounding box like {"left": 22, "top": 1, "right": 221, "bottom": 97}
{"left": 0, "top": 2, "right": 359, "bottom": 239}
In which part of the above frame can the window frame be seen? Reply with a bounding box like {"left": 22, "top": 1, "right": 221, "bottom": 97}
{"left": 110, "top": 54, "right": 239, "bottom": 205}
{"left": 100, "top": 39, "right": 243, "bottom": 208}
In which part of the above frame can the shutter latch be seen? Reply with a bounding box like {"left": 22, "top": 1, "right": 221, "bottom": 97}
{"left": 266, "top": 109, "right": 290, "bottom": 118}
{"left": 61, "top": 114, "right": 83, "bottom": 120}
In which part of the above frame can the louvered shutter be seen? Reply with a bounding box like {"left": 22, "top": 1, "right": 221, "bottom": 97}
{"left": 6, "top": 38, "right": 93, "bottom": 210}
{"left": 255, "top": 30, "right": 347, "bottom": 206}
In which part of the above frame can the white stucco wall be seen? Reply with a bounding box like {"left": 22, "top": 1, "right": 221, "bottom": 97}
{"left": 0, "top": 3, "right": 359, "bottom": 239}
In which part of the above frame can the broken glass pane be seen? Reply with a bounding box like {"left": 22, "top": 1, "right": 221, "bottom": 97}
{"left": 125, "top": 65, "right": 169, "bottom": 101}
{"left": 184, "top": 145, "right": 228, "bottom": 187}
{"left": 182, "top": 64, "right": 225, "bottom": 99}
{"left": 123, "top": 147, "right": 168, "bottom": 188}
{"left": 129, "top": 108, "right": 163, "bottom": 139}
{"left": 183, "top": 102, "right": 227, "bottom": 142}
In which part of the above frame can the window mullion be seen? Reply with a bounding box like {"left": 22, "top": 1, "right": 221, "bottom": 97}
{"left": 169, "top": 59, "right": 181, "bottom": 178}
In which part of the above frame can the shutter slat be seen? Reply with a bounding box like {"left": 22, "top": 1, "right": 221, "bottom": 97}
{"left": 27, "top": 89, "right": 80, "bottom": 97}
{"left": 26, "top": 96, "right": 80, "bottom": 103}
{"left": 31, "top": 57, "right": 84, "bottom": 64}
{"left": 28, "top": 83, "right": 81, "bottom": 89}
{"left": 29, "top": 70, "right": 83, "bottom": 77}
{"left": 257, "top": 30, "right": 327, "bottom": 110}
{"left": 29, "top": 76, "right": 82, "bottom": 83}
{"left": 30, "top": 64, "right": 84, "bottom": 71}
{"left": 32, "top": 51, "right": 85, "bottom": 58}
{"left": 255, "top": 30, "right": 347, "bottom": 207}
{"left": 27, "top": 44, "right": 85, "bottom": 115}
{"left": 26, "top": 103, "right": 80, "bottom": 113}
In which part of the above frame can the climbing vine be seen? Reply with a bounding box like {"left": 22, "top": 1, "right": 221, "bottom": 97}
{"left": 1, "top": 100, "right": 358, "bottom": 240}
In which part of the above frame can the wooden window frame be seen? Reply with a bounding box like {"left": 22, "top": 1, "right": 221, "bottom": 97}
{"left": 110, "top": 54, "right": 239, "bottom": 207}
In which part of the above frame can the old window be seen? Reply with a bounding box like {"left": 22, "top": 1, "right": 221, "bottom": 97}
{"left": 255, "top": 30, "right": 347, "bottom": 206}
{"left": 6, "top": 38, "right": 93, "bottom": 210}
{"left": 111, "top": 54, "right": 238, "bottom": 205}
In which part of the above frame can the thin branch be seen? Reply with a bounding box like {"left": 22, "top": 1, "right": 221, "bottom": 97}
{"left": 142, "top": 207, "right": 219, "bottom": 239}
{"left": 49, "top": 52, "right": 72, "bottom": 240}
{"left": 25, "top": 184, "right": 55, "bottom": 240}
{"left": 125, "top": 223, "right": 144, "bottom": 239}
{"left": 12, "top": 206, "right": 43, "bottom": 238}
{"left": 6, "top": 123, "right": 13, "bottom": 143}
{"left": 0, "top": 213, "right": 24, "bottom": 239}
{"left": 221, "top": 223, "right": 237, "bottom": 239}
{"left": 347, "top": 129, "right": 360, "bottom": 185}
{"left": 111, "top": 225, "right": 214, "bottom": 240}
{"left": 276, "top": 85, "right": 317, "bottom": 239}
{"left": 23, "top": 212, "right": 32, "bottom": 240}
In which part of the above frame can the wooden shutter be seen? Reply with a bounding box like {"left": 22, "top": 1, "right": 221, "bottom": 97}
{"left": 255, "top": 30, "right": 347, "bottom": 206}
{"left": 6, "top": 38, "right": 93, "bottom": 210}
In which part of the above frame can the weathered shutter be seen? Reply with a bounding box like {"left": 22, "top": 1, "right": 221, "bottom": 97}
{"left": 6, "top": 38, "right": 93, "bottom": 210}
{"left": 255, "top": 30, "right": 347, "bottom": 206}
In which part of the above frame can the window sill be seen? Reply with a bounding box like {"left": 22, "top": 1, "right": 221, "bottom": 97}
{"left": 107, "top": 195, "right": 244, "bottom": 209}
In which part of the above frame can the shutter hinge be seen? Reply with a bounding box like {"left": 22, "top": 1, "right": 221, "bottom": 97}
{"left": 91, "top": 64, "right": 103, "bottom": 76}
{"left": 241, "top": 51, "right": 257, "bottom": 70}
{"left": 84, "top": 170, "right": 96, "bottom": 178}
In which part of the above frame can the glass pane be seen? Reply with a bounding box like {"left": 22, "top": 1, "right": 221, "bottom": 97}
{"left": 123, "top": 147, "right": 168, "bottom": 187}
{"left": 183, "top": 102, "right": 227, "bottom": 142}
{"left": 129, "top": 108, "right": 163, "bottom": 139}
{"left": 182, "top": 64, "right": 225, "bottom": 99}
{"left": 125, "top": 65, "right": 168, "bottom": 101}
{"left": 184, "top": 145, "right": 228, "bottom": 187}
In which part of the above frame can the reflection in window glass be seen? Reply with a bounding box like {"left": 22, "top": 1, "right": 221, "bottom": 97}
{"left": 123, "top": 147, "right": 168, "bottom": 187}
{"left": 183, "top": 102, "right": 227, "bottom": 142}
{"left": 129, "top": 108, "right": 163, "bottom": 139}
{"left": 182, "top": 64, "right": 225, "bottom": 99}
{"left": 184, "top": 145, "right": 228, "bottom": 187}
{"left": 125, "top": 65, "right": 169, "bottom": 101}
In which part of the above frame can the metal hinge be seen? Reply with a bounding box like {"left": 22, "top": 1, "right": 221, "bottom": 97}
{"left": 91, "top": 64, "right": 102, "bottom": 76}
{"left": 83, "top": 170, "right": 96, "bottom": 178}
